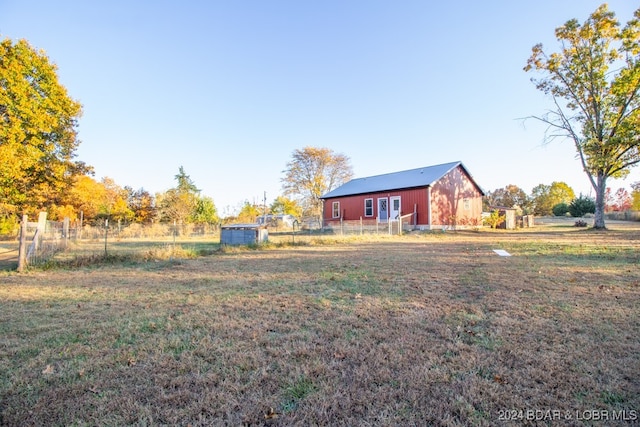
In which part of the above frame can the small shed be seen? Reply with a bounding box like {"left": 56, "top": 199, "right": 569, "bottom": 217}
{"left": 220, "top": 224, "right": 268, "bottom": 246}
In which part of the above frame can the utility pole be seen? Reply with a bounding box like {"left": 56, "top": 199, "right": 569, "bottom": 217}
{"left": 263, "top": 191, "right": 267, "bottom": 220}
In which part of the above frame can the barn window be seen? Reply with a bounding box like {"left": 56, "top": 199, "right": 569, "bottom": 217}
{"left": 364, "top": 198, "right": 373, "bottom": 217}
{"left": 332, "top": 201, "right": 340, "bottom": 218}
{"left": 463, "top": 198, "right": 470, "bottom": 210}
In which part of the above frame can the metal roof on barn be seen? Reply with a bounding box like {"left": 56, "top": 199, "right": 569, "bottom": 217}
{"left": 320, "top": 161, "right": 474, "bottom": 199}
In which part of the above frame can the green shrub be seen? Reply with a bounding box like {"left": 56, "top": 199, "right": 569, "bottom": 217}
{"left": 552, "top": 203, "right": 569, "bottom": 216}
{"left": 569, "top": 196, "right": 596, "bottom": 217}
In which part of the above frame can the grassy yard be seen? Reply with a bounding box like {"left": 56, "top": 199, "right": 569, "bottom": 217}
{"left": 0, "top": 222, "right": 638, "bottom": 426}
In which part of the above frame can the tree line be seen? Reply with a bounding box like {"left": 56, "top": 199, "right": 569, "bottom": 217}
{"left": 2, "top": 4, "right": 640, "bottom": 232}
{"left": 483, "top": 182, "right": 639, "bottom": 217}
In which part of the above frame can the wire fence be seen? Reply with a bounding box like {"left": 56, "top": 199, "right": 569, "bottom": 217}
{"left": 3, "top": 210, "right": 636, "bottom": 271}
{"left": 1, "top": 219, "right": 224, "bottom": 271}
{"left": 322, "top": 219, "right": 407, "bottom": 236}
{"left": 0, "top": 215, "right": 432, "bottom": 270}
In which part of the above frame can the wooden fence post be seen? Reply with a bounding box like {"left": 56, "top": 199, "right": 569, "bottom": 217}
{"left": 17, "top": 214, "right": 28, "bottom": 272}
{"left": 79, "top": 210, "right": 83, "bottom": 240}
{"left": 104, "top": 219, "right": 109, "bottom": 257}
{"left": 63, "top": 217, "right": 70, "bottom": 248}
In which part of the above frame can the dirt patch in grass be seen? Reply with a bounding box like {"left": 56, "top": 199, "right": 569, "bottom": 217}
{"left": 1, "top": 223, "right": 639, "bottom": 426}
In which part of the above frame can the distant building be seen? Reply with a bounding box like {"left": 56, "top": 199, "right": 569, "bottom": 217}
{"left": 257, "top": 214, "right": 297, "bottom": 228}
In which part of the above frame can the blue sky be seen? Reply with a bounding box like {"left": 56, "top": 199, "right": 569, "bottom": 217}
{"left": 2, "top": 1, "right": 639, "bottom": 215}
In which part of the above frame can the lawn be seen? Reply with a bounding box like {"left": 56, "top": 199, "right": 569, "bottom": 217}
{"left": 0, "top": 221, "right": 638, "bottom": 426}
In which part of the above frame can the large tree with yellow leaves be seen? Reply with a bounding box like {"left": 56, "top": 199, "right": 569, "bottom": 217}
{"left": 281, "top": 147, "right": 353, "bottom": 220}
{"left": 0, "top": 38, "right": 89, "bottom": 218}
{"left": 525, "top": 5, "right": 640, "bottom": 229}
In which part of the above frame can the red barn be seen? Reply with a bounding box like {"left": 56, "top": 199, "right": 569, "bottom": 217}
{"left": 320, "top": 161, "right": 484, "bottom": 230}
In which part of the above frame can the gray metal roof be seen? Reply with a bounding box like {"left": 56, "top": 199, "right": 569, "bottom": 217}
{"left": 321, "top": 161, "right": 468, "bottom": 199}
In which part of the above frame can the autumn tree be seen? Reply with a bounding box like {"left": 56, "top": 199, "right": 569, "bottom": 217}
{"left": 270, "top": 196, "right": 303, "bottom": 218}
{"left": 281, "top": 147, "right": 353, "bottom": 220}
{"left": 66, "top": 175, "right": 106, "bottom": 221}
{"left": 158, "top": 167, "right": 199, "bottom": 225}
{"left": 525, "top": 5, "right": 640, "bottom": 229}
{"left": 158, "top": 167, "right": 218, "bottom": 230}
{"left": 484, "top": 210, "right": 506, "bottom": 229}
{"left": 484, "top": 185, "right": 529, "bottom": 212}
{"left": 631, "top": 181, "right": 640, "bottom": 210}
{"left": 614, "top": 187, "right": 632, "bottom": 211}
{"left": 53, "top": 175, "right": 133, "bottom": 224}
{"left": 236, "top": 201, "right": 260, "bottom": 223}
{"left": 530, "top": 181, "right": 575, "bottom": 215}
{"left": 100, "top": 177, "right": 133, "bottom": 223}
{"left": 0, "top": 38, "right": 90, "bottom": 217}
{"left": 126, "top": 187, "right": 156, "bottom": 224}
{"left": 605, "top": 187, "right": 632, "bottom": 211}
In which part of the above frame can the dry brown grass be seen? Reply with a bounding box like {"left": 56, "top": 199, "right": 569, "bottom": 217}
{"left": 0, "top": 221, "right": 639, "bottom": 426}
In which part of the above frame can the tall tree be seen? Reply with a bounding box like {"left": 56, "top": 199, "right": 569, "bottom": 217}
{"left": 0, "top": 38, "right": 89, "bottom": 216}
{"left": 174, "top": 166, "right": 199, "bottom": 194}
{"left": 525, "top": 5, "right": 640, "bottom": 229}
{"left": 158, "top": 167, "right": 200, "bottom": 227}
{"left": 281, "top": 147, "right": 353, "bottom": 219}
{"left": 67, "top": 175, "right": 106, "bottom": 222}
{"left": 100, "top": 177, "right": 133, "bottom": 222}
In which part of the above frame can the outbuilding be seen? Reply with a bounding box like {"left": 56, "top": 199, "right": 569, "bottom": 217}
{"left": 320, "top": 161, "right": 484, "bottom": 230}
{"left": 220, "top": 224, "right": 268, "bottom": 246}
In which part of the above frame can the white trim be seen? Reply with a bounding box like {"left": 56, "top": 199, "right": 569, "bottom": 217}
{"left": 390, "top": 196, "right": 401, "bottom": 221}
{"left": 332, "top": 201, "right": 340, "bottom": 218}
{"left": 364, "top": 198, "right": 374, "bottom": 217}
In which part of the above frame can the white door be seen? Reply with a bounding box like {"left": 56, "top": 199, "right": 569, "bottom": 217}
{"left": 378, "top": 198, "right": 388, "bottom": 222}
{"left": 390, "top": 196, "right": 401, "bottom": 221}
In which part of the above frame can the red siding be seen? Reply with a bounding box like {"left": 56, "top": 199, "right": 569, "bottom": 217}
{"left": 323, "top": 188, "right": 427, "bottom": 225}
{"left": 322, "top": 165, "right": 484, "bottom": 228}
{"left": 430, "top": 166, "right": 483, "bottom": 226}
